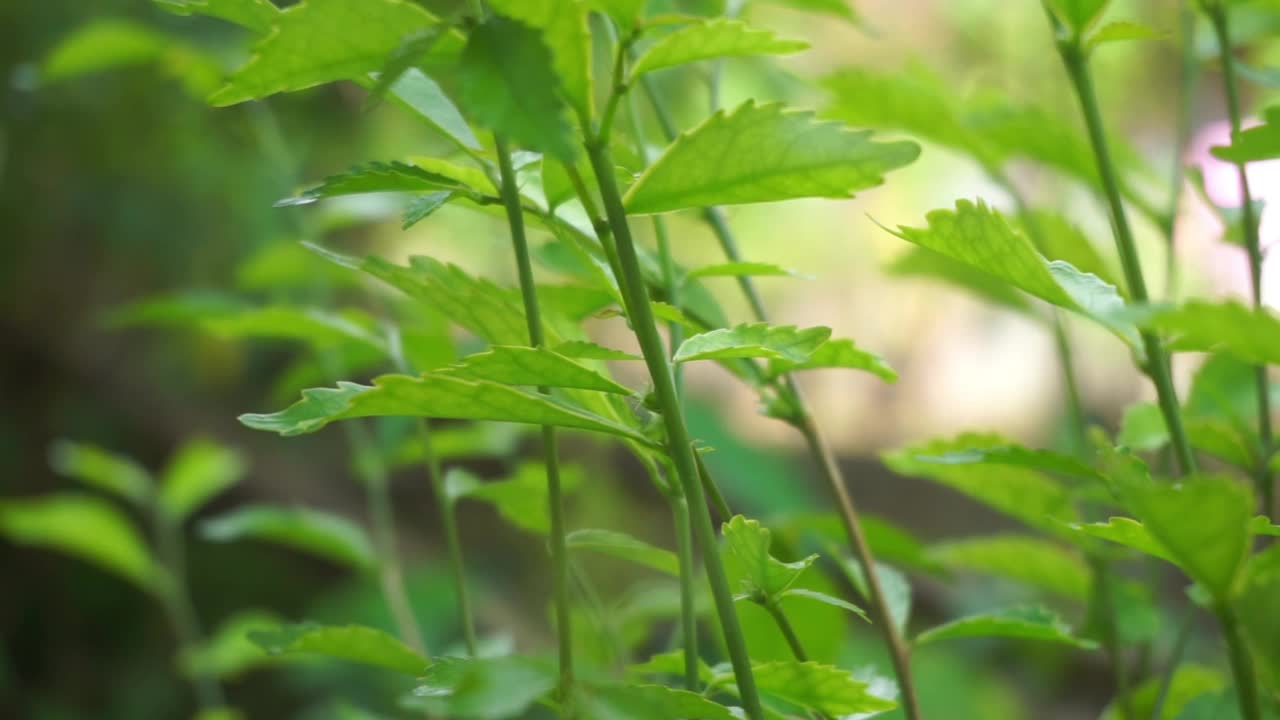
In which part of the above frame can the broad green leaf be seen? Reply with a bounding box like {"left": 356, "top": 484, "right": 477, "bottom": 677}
{"left": 381, "top": 69, "right": 481, "bottom": 152}
{"left": 42, "top": 20, "right": 171, "bottom": 82}
{"left": 630, "top": 19, "right": 807, "bottom": 78}
{"left": 440, "top": 347, "right": 633, "bottom": 395}
{"left": 1021, "top": 210, "right": 1121, "bottom": 290}
{"left": 552, "top": 341, "right": 641, "bottom": 361}
{"left": 1100, "top": 664, "right": 1225, "bottom": 720}
{"left": 915, "top": 606, "right": 1098, "bottom": 649}
{"left": 905, "top": 442, "right": 1102, "bottom": 482}
{"left": 180, "top": 609, "right": 284, "bottom": 678}
{"left": 566, "top": 528, "right": 678, "bottom": 575}
{"left": 251, "top": 623, "right": 427, "bottom": 674}
{"left": 882, "top": 433, "right": 1078, "bottom": 534}
{"left": 686, "top": 261, "right": 806, "bottom": 280}
{"left": 409, "top": 655, "right": 556, "bottom": 719}
{"left": 1088, "top": 20, "right": 1164, "bottom": 49}
{"left": 887, "top": 246, "right": 1035, "bottom": 314}
{"left": 49, "top": 441, "right": 151, "bottom": 506}
{"left": 1211, "top": 106, "right": 1280, "bottom": 164}
{"left": 277, "top": 161, "right": 488, "bottom": 207}
{"left": 624, "top": 101, "right": 919, "bottom": 214}
{"left": 487, "top": 0, "right": 592, "bottom": 119}
{"left": 402, "top": 191, "right": 455, "bottom": 229}
{"left": 159, "top": 440, "right": 246, "bottom": 522}
{"left": 1237, "top": 546, "right": 1280, "bottom": 694}
{"left": 766, "top": 337, "right": 897, "bottom": 382}
{"left": 835, "top": 557, "right": 912, "bottom": 636}
{"left": 210, "top": 0, "right": 443, "bottom": 106}
{"left": 155, "top": 0, "right": 279, "bottom": 34}
{"left": 240, "top": 374, "right": 649, "bottom": 443}
{"left": 363, "top": 28, "right": 446, "bottom": 108}
{"left": 722, "top": 515, "right": 817, "bottom": 600}
{"left": 1141, "top": 300, "right": 1280, "bottom": 365}
{"left": 778, "top": 588, "right": 869, "bottom": 622}
{"left": 577, "top": 682, "right": 736, "bottom": 720}
{"left": 1071, "top": 517, "right": 1176, "bottom": 564}
{"left": 1119, "top": 474, "right": 1254, "bottom": 600}
{"left": 885, "top": 200, "right": 1136, "bottom": 347}
{"left": 1119, "top": 402, "right": 1167, "bottom": 451}
{"left": 0, "top": 493, "right": 160, "bottom": 592}
{"left": 927, "top": 535, "right": 1091, "bottom": 601}
{"left": 200, "top": 505, "right": 375, "bottom": 571}
{"left": 674, "top": 323, "right": 830, "bottom": 364}
{"left": 750, "top": 660, "right": 898, "bottom": 716}
{"left": 453, "top": 462, "right": 583, "bottom": 534}
{"left": 457, "top": 15, "right": 576, "bottom": 162}
{"left": 1047, "top": 0, "right": 1110, "bottom": 35}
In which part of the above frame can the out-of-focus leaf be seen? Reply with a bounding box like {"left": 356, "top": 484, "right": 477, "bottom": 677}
{"left": 383, "top": 70, "right": 481, "bottom": 151}
{"left": 686, "top": 261, "right": 806, "bottom": 280}
{"left": 552, "top": 341, "right": 641, "bottom": 361}
{"left": 759, "top": 0, "right": 860, "bottom": 23}
{"left": 0, "top": 494, "right": 160, "bottom": 593}
{"left": 42, "top": 20, "right": 170, "bottom": 81}
{"left": 1211, "top": 106, "right": 1280, "bottom": 164}
{"left": 625, "top": 101, "right": 919, "bottom": 214}
{"left": 402, "top": 191, "right": 455, "bottom": 229}
{"left": 240, "top": 375, "right": 649, "bottom": 442}
{"left": 566, "top": 529, "right": 678, "bottom": 575}
{"left": 778, "top": 588, "right": 869, "bottom": 622}
{"left": 457, "top": 15, "right": 576, "bottom": 162}
{"left": 836, "top": 558, "right": 911, "bottom": 636}
{"left": 155, "top": 0, "right": 279, "bottom": 34}
{"left": 409, "top": 655, "right": 556, "bottom": 719}
{"left": 675, "top": 323, "right": 830, "bottom": 364}
{"left": 1021, "top": 210, "right": 1121, "bottom": 290}
{"left": 778, "top": 511, "right": 935, "bottom": 572}
{"left": 628, "top": 650, "right": 715, "bottom": 685}
{"left": 180, "top": 609, "right": 285, "bottom": 679}
{"left": 577, "top": 681, "right": 736, "bottom": 719}
{"left": 887, "top": 246, "right": 1035, "bottom": 314}
{"left": 1236, "top": 545, "right": 1280, "bottom": 694}
{"left": 1119, "top": 402, "right": 1167, "bottom": 451}
{"left": 748, "top": 660, "right": 898, "bottom": 716}
{"left": 1087, "top": 20, "right": 1163, "bottom": 49}
{"left": 440, "top": 347, "right": 633, "bottom": 395}
{"left": 1141, "top": 300, "right": 1280, "bottom": 365}
{"left": 722, "top": 515, "right": 817, "bottom": 600}
{"left": 882, "top": 433, "right": 1078, "bottom": 534}
{"left": 1070, "top": 517, "right": 1176, "bottom": 564}
{"left": 487, "top": 0, "right": 593, "bottom": 120}
{"left": 630, "top": 19, "right": 807, "bottom": 77}
{"left": 235, "top": 241, "right": 360, "bottom": 292}
{"left": 915, "top": 606, "right": 1098, "bottom": 649}
{"left": 210, "top": 0, "right": 443, "bottom": 106}
{"left": 200, "top": 505, "right": 375, "bottom": 571}
{"left": 906, "top": 442, "right": 1102, "bottom": 482}
{"left": 159, "top": 440, "right": 246, "bottom": 522}
{"left": 1047, "top": 0, "right": 1110, "bottom": 35}
{"left": 927, "top": 535, "right": 1091, "bottom": 601}
{"left": 277, "top": 161, "right": 486, "bottom": 207}
{"left": 453, "top": 463, "right": 584, "bottom": 534}
{"left": 766, "top": 338, "right": 897, "bottom": 382}
{"left": 1100, "top": 664, "right": 1225, "bottom": 720}
{"left": 250, "top": 623, "right": 428, "bottom": 674}
{"left": 49, "top": 441, "right": 152, "bottom": 506}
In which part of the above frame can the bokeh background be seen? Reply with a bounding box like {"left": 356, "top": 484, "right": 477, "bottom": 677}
{"left": 2, "top": 0, "right": 1276, "bottom": 718}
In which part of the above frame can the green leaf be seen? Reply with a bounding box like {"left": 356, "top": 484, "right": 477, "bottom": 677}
{"left": 927, "top": 535, "right": 1091, "bottom": 601}
{"left": 1119, "top": 402, "right": 1167, "bottom": 451}
{"left": 235, "top": 242, "right": 361, "bottom": 292}
{"left": 0, "top": 493, "right": 160, "bottom": 593}
{"left": 778, "top": 588, "right": 869, "bottom": 622}
{"left": 721, "top": 515, "right": 817, "bottom": 600}
{"left": 1087, "top": 20, "right": 1163, "bottom": 49}
{"left": 240, "top": 374, "right": 650, "bottom": 443}
{"left": 630, "top": 19, "right": 807, "bottom": 78}
{"left": 457, "top": 15, "right": 576, "bottom": 162}
{"left": 566, "top": 528, "right": 678, "bottom": 575}
{"left": 1047, "top": 0, "right": 1111, "bottom": 35}
{"left": 750, "top": 660, "right": 898, "bottom": 716}
{"left": 42, "top": 19, "right": 171, "bottom": 82}
{"left": 452, "top": 462, "right": 583, "bottom": 534}
{"left": 1141, "top": 300, "right": 1280, "bottom": 365}
{"left": 1237, "top": 546, "right": 1280, "bottom": 694}
{"left": 629, "top": 650, "right": 716, "bottom": 685}
{"left": 1070, "top": 517, "right": 1177, "bottom": 564}
{"left": 1211, "top": 106, "right": 1280, "bottom": 164}
{"left": 887, "top": 246, "right": 1035, "bottom": 314}
{"left": 552, "top": 340, "right": 641, "bottom": 361}
{"left": 200, "top": 505, "right": 375, "bottom": 571}
{"left": 487, "top": 0, "right": 593, "bottom": 120}
{"left": 159, "top": 440, "right": 246, "bottom": 522}
{"left": 624, "top": 101, "right": 920, "bottom": 214}
{"left": 686, "top": 261, "right": 806, "bottom": 280}
{"left": 49, "top": 441, "right": 152, "bottom": 506}
{"left": 155, "top": 0, "right": 279, "bottom": 34}
{"left": 766, "top": 337, "right": 897, "bottom": 382}
{"left": 916, "top": 606, "right": 1099, "bottom": 649}
{"left": 1100, "top": 664, "right": 1226, "bottom": 720}
{"left": 440, "top": 346, "right": 632, "bottom": 395}
{"left": 835, "top": 558, "right": 911, "bottom": 635}
{"left": 278, "top": 161, "right": 487, "bottom": 207}
{"left": 577, "top": 682, "right": 736, "bottom": 720}
{"left": 1021, "top": 210, "right": 1121, "bottom": 290}
{"left": 210, "top": 0, "right": 443, "bottom": 106}
{"left": 905, "top": 442, "right": 1102, "bottom": 482}
{"left": 382, "top": 69, "right": 481, "bottom": 152}
{"left": 759, "top": 0, "right": 861, "bottom": 23}
{"left": 250, "top": 623, "right": 428, "bottom": 674}
{"left": 409, "top": 655, "right": 556, "bottom": 719}
{"left": 402, "top": 191, "right": 455, "bottom": 229}
{"left": 674, "top": 323, "right": 831, "bottom": 364}
{"left": 882, "top": 433, "right": 1078, "bottom": 534}
{"left": 180, "top": 609, "right": 285, "bottom": 679}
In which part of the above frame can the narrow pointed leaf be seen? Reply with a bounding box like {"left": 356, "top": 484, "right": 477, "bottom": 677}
{"left": 277, "top": 161, "right": 485, "bottom": 207}
{"left": 624, "top": 101, "right": 920, "bottom": 214}
{"left": 566, "top": 529, "right": 678, "bottom": 575}
{"left": 915, "top": 606, "right": 1098, "bottom": 649}
{"left": 552, "top": 341, "right": 641, "bottom": 361}
{"left": 630, "top": 19, "right": 807, "bottom": 78}
{"left": 402, "top": 191, "right": 455, "bottom": 229}
{"left": 239, "top": 374, "right": 650, "bottom": 444}
{"left": 49, "top": 441, "right": 152, "bottom": 506}
{"left": 778, "top": 588, "right": 870, "bottom": 622}
{"left": 722, "top": 515, "right": 817, "bottom": 600}
{"left": 766, "top": 337, "right": 897, "bottom": 382}
{"left": 1087, "top": 20, "right": 1163, "bottom": 49}
{"left": 760, "top": 0, "right": 860, "bottom": 22}
{"left": 159, "top": 440, "right": 246, "bottom": 522}
{"left": 0, "top": 493, "right": 161, "bottom": 593}
{"left": 1211, "top": 105, "right": 1280, "bottom": 164}
{"left": 440, "top": 347, "right": 633, "bottom": 395}
{"left": 409, "top": 655, "right": 556, "bottom": 719}
{"left": 675, "top": 323, "right": 831, "bottom": 364}
{"left": 250, "top": 623, "right": 428, "bottom": 674}
{"left": 200, "top": 505, "right": 375, "bottom": 571}
{"left": 927, "top": 535, "right": 1091, "bottom": 601}
{"left": 578, "top": 682, "right": 736, "bottom": 719}
{"left": 383, "top": 69, "right": 481, "bottom": 151}
{"left": 750, "top": 660, "right": 898, "bottom": 715}
{"left": 687, "top": 261, "right": 806, "bottom": 280}
{"left": 835, "top": 558, "right": 911, "bottom": 636}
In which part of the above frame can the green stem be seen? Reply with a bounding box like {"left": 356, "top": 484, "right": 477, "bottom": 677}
{"left": 1150, "top": 605, "right": 1196, "bottom": 720}
{"left": 1163, "top": 5, "right": 1199, "bottom": 300}
{"left": 1054, "top": 33, "right": 1197, "bottom": 477}
{"left": 154, "top": 510, "right": 225, "bottom": 711}
{"left": 1090, "top": 556, "right": 1135, "bottom": 720}
{"left": 763, "top": 599, "right": 808, "bottom": 662}
{"left": 1217, "top": 603, "right": 1262, "bottom": 720}
{"left": 495, "top": 135, "right": 574, "bottom": 709}
{"left": 583, "top": 137, "right": 766, "bottom": 720}
{"left": 1206, "top": 1, "right": 1273, "bottom": 512}
{"left": 671, "top": 494, "right": 701, "bottom": 691}
{"left": 421, "top": 422, "right": 478, "bottom": 655}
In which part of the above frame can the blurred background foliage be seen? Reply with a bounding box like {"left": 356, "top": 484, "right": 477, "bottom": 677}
{"left": 2, "top": 0, "right": 1277, "bottom": 718}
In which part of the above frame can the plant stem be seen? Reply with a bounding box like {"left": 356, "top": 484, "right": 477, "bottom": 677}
{"left": 1217, "top": 603, "right": 1262, "bottom": 720}
{"left": 1150, "top": 605, "right": 1196, "bottom": 720}
{"left": 1054, "top": 34, "right": 1197, "bottom": 477}
{"left": 1206, "top": 1, "right": 1273, "bottom": 512}
{"left": 1090, "top": 555, "right": 1135, "bottom": 720}
{"left": 154, "top": 510, "right": 225, "bottom": 711}
{"left": 583, "top": 137, "right": 766, "bottom": 720}
{"left": 671, "top": 494, "right": 702, "bottom": 691}
{"left": 495, "top": 135, "right": 574, "bottom": 709}
{"left": 1163, "top": 4, "right": 1199, "bottom": 300}
{"left": 420, "top": 422, "right": 478, "bottom": 655}
{"left": 762, "top": 600, "right": 809, "bottom": 662}
{"left": 638, "top": 68, "right": 923, "bottom": 720}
